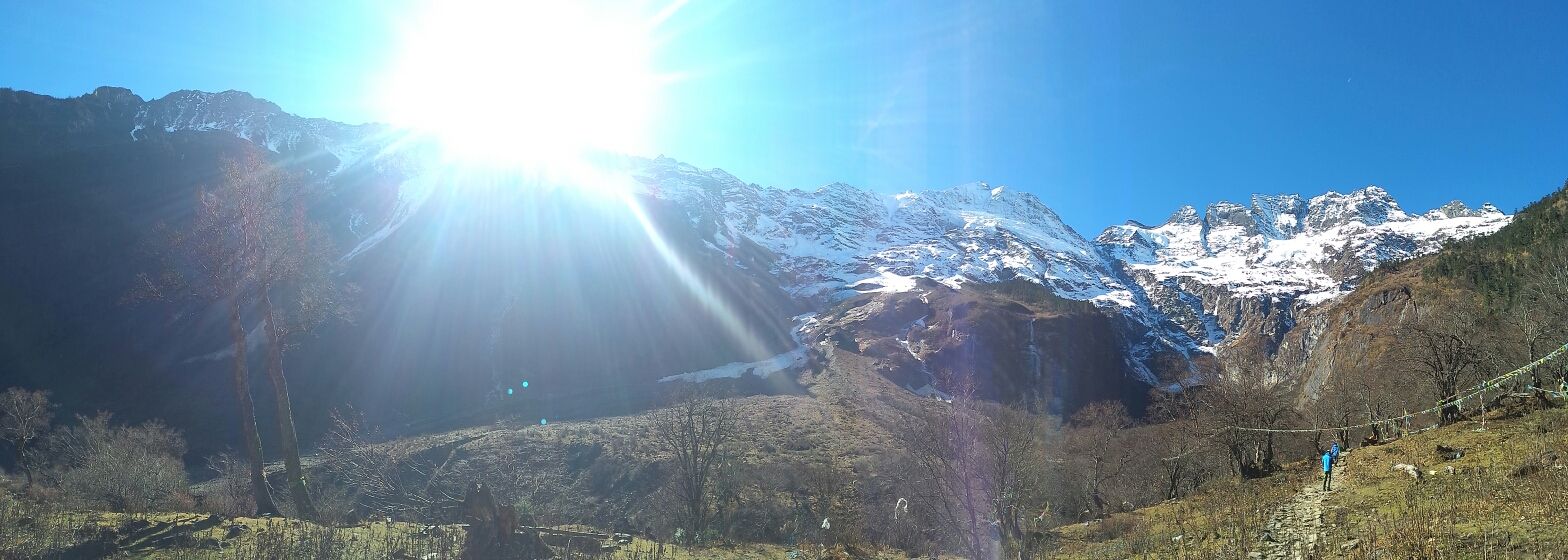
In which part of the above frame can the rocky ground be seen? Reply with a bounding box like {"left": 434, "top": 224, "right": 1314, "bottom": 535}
{"left": 1254, "top": 469, "right": 1337, "bottom": 559}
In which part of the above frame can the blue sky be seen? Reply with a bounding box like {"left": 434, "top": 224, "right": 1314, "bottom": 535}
{"left": 3, "top": 0, "right": 1565, "bottom": 235}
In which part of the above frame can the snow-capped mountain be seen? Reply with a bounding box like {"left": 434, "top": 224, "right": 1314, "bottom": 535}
{"left": 97, "top": 87, "right": 433, "bottom": 263}
{"left": 68, "top": 86, "right": 1514, "bottom": 378}
{"left": 1095, "top": 187, "right": 1509, "bottom": 348}
{"left": 628, "top": 157, "right": 1512, "bottom": 372}
{"left": 128, "top": 88, "right": 396, "bottom": 174}
{"left": 626, "top": 158, "right": 1208, "bottom": 384}
{"left": 4, "top": 84, "right": 1533, "bottom": 457}
{"left": 631, "top": 157, "right": 1137, "bottom": 307}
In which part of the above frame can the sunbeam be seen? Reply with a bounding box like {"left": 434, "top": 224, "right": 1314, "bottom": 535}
{"left": 378, "top": 0, "right": 676, "bottom": 166}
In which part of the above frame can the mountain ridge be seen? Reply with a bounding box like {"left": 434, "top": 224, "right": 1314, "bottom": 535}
{"left": 0, "top": 85, "right": 1518, "bottom": 432}
{"left": 78, "top": 84, "right": 1508, "bottom": 380}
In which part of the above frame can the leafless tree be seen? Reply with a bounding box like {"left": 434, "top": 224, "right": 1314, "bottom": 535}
{"left": 651, "top": 387, "right": 739, "bottom": 539}
{"left": 0, "top": 388, "right": 53, "bottom": 485}
{"left": 1311, "top": 343, "right": 1390, "bottom": 446}
{"left": 1062, "top": 401, "right": 1138, "bottom": 518}
{"left": 902, "top": 385, "right": 996, "bottom": 560}
{"left": 55, "top": 413, "right": 189, "bottom": 513}
{"left": 217, "top": 148, "right": 352, "bottom": 520}
{"left": 131, "top": 170, "right": 281, "bottom": 517}
{"left": 317, "top": 407, "right": 452, "bottom": 522}
{"left": 1200, "top": 365, "right": 1297, "bottom": 477}
{"left": 1145, "top": 387, "right": 1215, "bottom": 500}
{"left": 1399, "top": 298, "right": 1489, "bottom": 425}
{"left": 982, "top": 404, "right": 1049, "bottom": 547}
{"left": 1509, "top": 249, "right": 1568, "bottom": 391}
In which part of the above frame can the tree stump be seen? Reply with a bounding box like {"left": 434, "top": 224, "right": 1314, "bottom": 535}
{"left": 461, "top": 482, "right": 552, "bottom": 560}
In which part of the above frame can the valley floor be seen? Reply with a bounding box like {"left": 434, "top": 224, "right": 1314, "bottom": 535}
{"left": 4, "top": 385, "right": 1565, "bottom": 559}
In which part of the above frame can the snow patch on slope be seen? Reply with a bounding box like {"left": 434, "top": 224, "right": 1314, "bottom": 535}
{"left": 659, "top": 314, "right": 817, "bottom": 383}
{"left": 1095, "top": 187, "right": 1510, "bottom": 345}
{"left": 633, "top": 159, "right": 1139, "bottom": 309}
{"left": 341, "top": 171, "right": 439, "bottom": 261}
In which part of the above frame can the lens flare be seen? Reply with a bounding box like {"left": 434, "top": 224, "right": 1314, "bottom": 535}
{"left": 380, "top": 0, "right": 668, "bottom": 165}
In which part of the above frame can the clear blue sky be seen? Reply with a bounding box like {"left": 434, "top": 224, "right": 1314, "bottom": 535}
{"left": 3, "top": 1, "right": 1565, "bottom": 235}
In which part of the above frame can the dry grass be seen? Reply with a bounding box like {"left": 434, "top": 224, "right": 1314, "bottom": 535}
{"left": 1043, "top": 465, "right": 1309, "bottom": 559}
{"left": 0, "top": 507, "right": 462, "bottom": 560}
{"left": 1043, "top": 403, "right": 1568, "bottom": 559}
{"left": 1318, "top": 405, "right": 1568, "bottom": 558}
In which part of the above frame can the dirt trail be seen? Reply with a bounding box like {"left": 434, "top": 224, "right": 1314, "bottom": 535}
{"left": 1253, "top": 466, "right": 1345, "bottom": 560}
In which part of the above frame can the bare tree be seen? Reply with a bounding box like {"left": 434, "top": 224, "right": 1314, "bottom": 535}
{"left": 902, "top": 386, "right": 996, "bottom": 560}
{"left": 1399, "top": 298, "right": 1489, "bottom": 425}
{"left": 132, "top": 177, "right": 281, "bottom": 517}
{"left": 318, "top": 407, "right": 453, "bottom": 522}
{"left": 1312, "top": 344, "right": 1387, "bottom": 446}
{"left": 0, "top": 388, "right": 53, "bottom": 485}
{"left": 1145, "top": 387, "right": 1215, "bottom": 501}
{"left": 651, "top": 387, "right": 739, "bottom": 539}
{"left": 983, "top": 404, "right": 1049, "bottom": 548}
{"left": 1200, "top": 366, "right": 1297, "bottom": 477}
{"left": 1062, "top": 401, "right": 1138, "bottom": 518}
{"left": 219, "top": 148, "right": 351, "bottom": 520}
{"left": 56, "top": 413, "right": 189, "bottom": 513}
{"left": 1510, "top": 250, "right": 1568, "bottom": 391}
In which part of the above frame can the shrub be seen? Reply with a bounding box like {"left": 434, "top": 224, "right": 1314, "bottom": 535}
{"left": 199, "top": 451, "right": 255, "bottom": 517}
{"left": 55, "top": 413, "right": 189, "bottom": 512}
{"left": 1086, "top": 513, "right": 1148, "bottom": 542}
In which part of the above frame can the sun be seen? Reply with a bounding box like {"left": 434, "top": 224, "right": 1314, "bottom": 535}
{"left": 380, "top": 0, "right": 668, "bottom": 165}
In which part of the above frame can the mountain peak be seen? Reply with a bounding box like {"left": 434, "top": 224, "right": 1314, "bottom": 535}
{"left": 87, "top": 86, "right": 143, "bottom": 105}
{"left": 942, "top": 181, "right": 1000, "bottom": 199}
{"left": 1205, "top": 201, "right": 1258, "bottom": 235}
{"left": 1423, "top": 200, "right": 1505, "bottom": 219}
{"left": 155, "top": 89, "right": 285, "bottom": 116}
{"left": 1166, "top": 205, "right": 1202, "bottom": 226}
{"left": 1304, "top": 185, "right": 1406, "bottom": 232}
{"left": 1249, "top": 194, "right": 1309, "bottom": 239}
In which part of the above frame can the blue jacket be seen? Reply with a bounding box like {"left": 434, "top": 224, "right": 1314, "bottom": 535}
{"left": 1322, "top": 453, "right": 1332, "bottom": 472}
{"left": 1331, "top": 443, "right": 1340, "bottom": 457}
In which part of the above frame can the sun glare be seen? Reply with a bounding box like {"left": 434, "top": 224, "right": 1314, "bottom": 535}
{"left": 381, "top": 0, "right": 666, "bottom": 165}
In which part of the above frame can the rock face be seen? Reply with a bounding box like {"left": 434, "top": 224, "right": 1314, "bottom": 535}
{"left": 1270, "top": 266, "right": 1426, "bottom": 403}
{"left": 804, "top": 278, "right": 1145, "bottom": 414}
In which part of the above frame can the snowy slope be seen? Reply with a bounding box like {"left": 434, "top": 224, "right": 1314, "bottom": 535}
{"left": 629, "top": 158, "right": 1198, "bottom": 385}
{"left": 122, "top": 88, "right": 433, "bottom": 261}
{"left": 119, "top": 87, "right": 1511, "bottom": 371}
{"left": 1095, "top": 186, "right": 1509, "bottom": 345}
{"left": 133, "top": 89, "right": 399, "bottom": 174}
{"left": 631, "top": 157, "right": 1139, "bottom": 308}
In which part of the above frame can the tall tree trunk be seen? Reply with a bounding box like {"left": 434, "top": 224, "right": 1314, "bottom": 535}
{"left": 15, "top": 445, "right": 29, "bottom": 486}
{"left": 229, "top": 298, "right": 281, "bottom": 517}
{"left": 260, "top": 289, "right": 316, "bottom": 520}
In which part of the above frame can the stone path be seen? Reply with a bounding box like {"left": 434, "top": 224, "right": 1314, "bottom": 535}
{"left": 1252, "top": 478, "right": 1332, "bottom": 559}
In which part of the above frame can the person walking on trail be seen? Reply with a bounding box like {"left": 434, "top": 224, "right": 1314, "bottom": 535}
{"left": 1331, "top": 442, "right": 1341, "bottom": 466}
{"left": 1322, "top": 451, "right": 1334, "bottom": 491}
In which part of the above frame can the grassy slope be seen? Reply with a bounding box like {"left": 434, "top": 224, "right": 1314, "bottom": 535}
{"left": 1042, "top": 403, "right": 1568, "bottom": 559}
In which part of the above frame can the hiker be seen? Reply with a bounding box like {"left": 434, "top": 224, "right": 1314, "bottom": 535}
{"left": 1331, "top": 442, "right": 1341, "bottom": 466}
{"left": 1322, "top": 451, "right": 1333, "bottom": 491}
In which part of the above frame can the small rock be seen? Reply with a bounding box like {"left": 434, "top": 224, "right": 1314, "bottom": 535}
{"left": 1340, "top": 538, "right": 1360, "bottom": 550}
